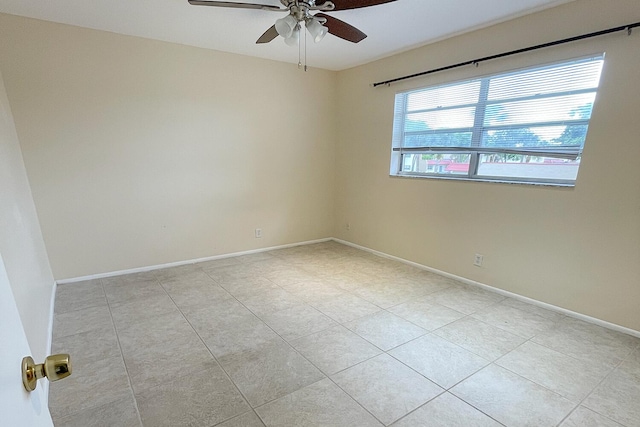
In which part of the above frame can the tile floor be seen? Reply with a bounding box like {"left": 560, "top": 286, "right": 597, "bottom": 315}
{"left": 49, "top": 241, "right": 640, "bottom": 427}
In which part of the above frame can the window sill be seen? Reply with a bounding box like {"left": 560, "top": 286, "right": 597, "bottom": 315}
{"left": 390, "top": 173, "right": 576, "bottom": 188}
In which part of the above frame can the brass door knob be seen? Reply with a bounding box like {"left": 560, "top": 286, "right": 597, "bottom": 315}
{"left": 22, "top": 354, "right": 72, "bottom": 392}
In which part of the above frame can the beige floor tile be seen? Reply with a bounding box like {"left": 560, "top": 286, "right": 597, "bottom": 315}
{"left": 117, "top": 312, "right": 218, "bottom": 394}
{"left": 183, "top": 297, "right": 254, "bottom": 324}
{"left": 310, "top": 293, "right": 381, "bottom": 324}
{"left": 137, "top": 365, "right": 250, "bottom": 427}
{"left": 332, "top": 354, "right": 443, "bottom": 425}
{"left": 103, "top": 278, "right": 163, "bottom": 305}
{"left": 472, "top": 303, "right": 561, "bottom": 339}
{"left": 196, "top": 256, "right": 242, "bottom": 270}
{"left": 153, "top": 264, "right": 205, "bottom": 280}
{"left": 583, "top": 367, "right": 640, "bottom": 426}
{"left": 52, "top": 393, "right": 141, "bottom": 427}
{"left": 451, "top": 365, "right": 575, "bottom": 427}
{"left": 203, "top": 263, "right": 258, "bottom": 282}
{"left": 217, "top": 411, "right": 265, "bottom": 427}
{"left": 55, "top": 280, "right": 106, "bottom": 314}
{"left": 391, "top": 276, "right": 453, "bottom": 296}
{"left": 161, "top": 280, "right": 233, "bottom": 313}
{"left": 103, "top": 271, "right": 158, "bottom": 285}
{"left": 300, "top": 262, "right": 346, "bottom": 276}
{"left": 264, "top": 267, "right": 318, "bottom": 287}
{"left": 282, "top": 280, "right": 346, "bottom": 304}
{"left": 220, "top": 341, "right": 325, "bottom": 407}
{"left": 110, "top": 292, "right": 180, "bottom": 330}
{"left": 155, "top": 268, "right": 210, "bottom": 285}
{"left": 500, "top": 298, "right": 565, "bottom": 322}
{"left": 388, "top": 299, "right": 465, "bottom": 331}
{"left": 217, "top": 276, "right": 282, "bottom": 299}
{"left": 165, "top": 273, "right": 228, "bottom": 292}
{"left": 52, "top": 324, "right": 120, "bottom": 366}
{"left": 560, "top": 406, "right": 623, "bottom": 427}
{"left": 404, "top": 270, "right": 458, "bottom": 288}
{"left": 236, "top": 287, "right": 306, "bottom": 317}
{"left": 351, "top": 282, "right": 425, "bottom": 309}
{"left": 53, "top": 305, "right": 113, "bottom": 339}
{"left": 128, "top": 344, "right": 218, "bottom": 396}
{"left": 425, "top": 285, "right": 504, "bottom": 315}
{"left": 391, "top": 392, "right": 502, "bottom": 427}
{"left": 290, "top": 325, "right": 382, "bottom": 375}
{"left": 256, "top": 378, "right": 382, "bottom": 427}
{"left": 186, "top": 303, "right": 282, "bottom": 361}
{"left": 619, "top": 347, "right": 640, "bottom": 378}
{"left": 434, "top": 317, "right": 526, "bottom": 360}
{"left": 244, "top": 259, "right": 291, "bottom": 274}
{"left": 235, "top": 251, "right": 278, "bottom": 264}
{"left": 532, "top": 317, "right": 638, "bottom": 368}
{"left": 323, "top": 273, "right": 372, "bottom": 293}
{"left": 496, "top": 341, "right": 612, "bottom": 402}
{"left": 261, "top": 304, "right": 337, "bottom": 341}
{"left": 49, "top": 355, "right": 132, "bottom": 420}
{"left": 390, "top": 334, "right": 489, "bottom": 389}
{"left": 116, "top": 309, "right": 191, "bottom": 344}
{"left": 345, "top": 311, "right": 427, "bottom": 351}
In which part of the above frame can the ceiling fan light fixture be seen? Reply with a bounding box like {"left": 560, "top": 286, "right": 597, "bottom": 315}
{"left": 284, "top": 25, "right": 300, "bottom": 46}
{"left": 306, "top": 17, "right": 328, "bottom": 43}
{"left": 275, "top": 14, "right": 298, "bottom": 38}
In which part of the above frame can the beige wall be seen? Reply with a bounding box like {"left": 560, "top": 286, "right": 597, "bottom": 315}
{"left": 335, "top": 0, "right": 640, "bottom": 331}
{"left": 0, "top": 71, "right": 55, "bottom": 361}
{"left": 0, "top": 14, "right": 336, "bottom": 280}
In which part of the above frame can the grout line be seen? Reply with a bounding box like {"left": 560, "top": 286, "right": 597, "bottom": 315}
{"left": 98, "top": 278, "right": 145, "bottom": 427}
{"left": 168, "top": 258, "right": 348, "bottom": 414}
{"left": 388, "top": 391, "right": 508, "bottom": 427}
{"left": 156, "top": 273, "right": 257, "bottom": 419}
{"left": 327, "top": 374, "right": 418, "bottom": 426}
{"left": 49, "top": 281, "right": 142, "bottom": 424}
{"left": 197, "top": 253, "right": 388, "bottom": 422}
{"left": 557, "top": 354, "right": 631, "bottom": 427}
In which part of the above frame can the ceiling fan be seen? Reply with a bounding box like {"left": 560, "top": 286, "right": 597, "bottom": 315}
{"left": 187, "top": 0, "right": 397, "bottom": 45}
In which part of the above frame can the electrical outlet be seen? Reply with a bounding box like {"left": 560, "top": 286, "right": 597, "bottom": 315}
{"left": 346, "top": 222, "right": 351, "bottom": 231}
{"left": 255, "top": 228, "right": 262, "bottom": 238}
{"left": 474, "top": 253, "right": 484, "bottom": 267}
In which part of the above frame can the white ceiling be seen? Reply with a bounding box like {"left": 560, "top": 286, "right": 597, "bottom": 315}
{"left": 0, "top": 0, "right": 574, "bottom": 70}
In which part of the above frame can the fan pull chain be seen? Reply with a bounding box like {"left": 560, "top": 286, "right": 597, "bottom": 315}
{"left": 298, "top": 24, "right": 302, "bottom": 70}
{"left": 304, "top": 24, "right": 308, "bottom": 72}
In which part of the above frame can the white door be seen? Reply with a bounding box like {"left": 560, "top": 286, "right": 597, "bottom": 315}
{"left": 0, "top": 254, "right": 54, "bottom": 426}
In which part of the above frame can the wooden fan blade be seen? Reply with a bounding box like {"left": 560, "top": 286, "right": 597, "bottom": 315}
{"left": 256, "top": 25, "right": 279, "bottom": 44}
{"left": 315, "top": 13, "right": 367, "bottom": 43}
{"left": 329, "top": 0, "right": 397, "bottom": 11}
{"left": 188, "top": 0, "right": 284, "bottom": 11}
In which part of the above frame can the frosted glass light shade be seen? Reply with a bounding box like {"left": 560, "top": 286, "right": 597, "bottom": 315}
{"left": 275, "top": 14, "right": 298, "bottom": 39}
{"left": 285, "top": 27, "right": 300, "bottom": 46}
{"left": 306, "top": 18, "right": 328, "bottom": 43}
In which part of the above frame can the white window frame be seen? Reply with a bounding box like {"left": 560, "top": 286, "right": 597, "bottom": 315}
{"left": 390, "top": 55, "right": 604, "bottom": 186}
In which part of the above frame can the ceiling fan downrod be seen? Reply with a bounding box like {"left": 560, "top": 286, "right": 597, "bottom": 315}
{"left": 279, "top": 1, "right": 336, "bottom": 14}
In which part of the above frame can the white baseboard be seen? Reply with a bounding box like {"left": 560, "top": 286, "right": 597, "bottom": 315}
{"left": 332, "top": 238, "right": 640, "bottom": 339}
{"left": 53, "top": 236, "right": 639, "bottom": 339}
{"left": 56, "top": 238, "right": 332, "bottom": 285}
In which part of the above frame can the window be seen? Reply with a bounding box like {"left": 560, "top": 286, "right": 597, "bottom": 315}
{"left": 390, "top": 55, "right": 604, "bottom": 185}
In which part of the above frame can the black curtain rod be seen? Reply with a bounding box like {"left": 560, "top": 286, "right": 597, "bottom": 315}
{"left": 372, "top": 21, "right": 640, "bottom": 88}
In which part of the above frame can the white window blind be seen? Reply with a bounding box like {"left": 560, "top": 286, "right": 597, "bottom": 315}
{"left": 390, "top": 55, "right": 605, "bottom": 185}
